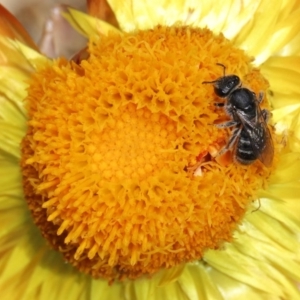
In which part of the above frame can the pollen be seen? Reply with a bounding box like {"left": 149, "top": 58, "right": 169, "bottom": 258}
{"left": 21, "top": 26, "right": 277, "bottom": 281}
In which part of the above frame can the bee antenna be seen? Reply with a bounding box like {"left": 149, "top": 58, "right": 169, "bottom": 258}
{"left": 216, "top": 63, "right": 226, "bottom": 77}
{"left": 202, "top": 80, "right": 217, "bottom": 85}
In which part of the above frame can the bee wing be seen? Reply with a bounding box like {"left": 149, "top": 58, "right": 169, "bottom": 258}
{"left": 255, "top": 120, "right": 274, "bottom": 167}
{"left": 236, "top": 107, "right": 274, "bottom": 167}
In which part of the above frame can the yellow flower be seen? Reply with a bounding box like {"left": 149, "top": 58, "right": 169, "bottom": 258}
{"left": 1, "top": 0, "right": 300, "bottom": 299}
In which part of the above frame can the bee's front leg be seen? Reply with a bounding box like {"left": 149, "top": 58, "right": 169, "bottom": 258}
{"left": 214, "top": 102, "right": 225, "bottom": 108}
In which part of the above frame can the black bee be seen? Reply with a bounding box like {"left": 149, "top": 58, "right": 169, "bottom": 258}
{"left": 202, "top": 63, "right": 274, "bottom": 167}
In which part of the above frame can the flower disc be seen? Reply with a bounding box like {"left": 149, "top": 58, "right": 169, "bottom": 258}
{"left": 21, "top": 26, "right": 274, "bottom": 281}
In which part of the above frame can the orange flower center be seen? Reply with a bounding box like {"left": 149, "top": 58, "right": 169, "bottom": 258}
{"left": 21, "top": 26, "right": 276, "bottom": 281}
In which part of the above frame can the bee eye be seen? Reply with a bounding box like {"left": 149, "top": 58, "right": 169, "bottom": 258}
{"left": 228, "top": 80, "right": 236, "bottom": 89}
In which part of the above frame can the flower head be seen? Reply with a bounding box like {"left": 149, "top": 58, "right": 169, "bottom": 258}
{"left": 1, "top": 0, "right": 300, "bottom": 299}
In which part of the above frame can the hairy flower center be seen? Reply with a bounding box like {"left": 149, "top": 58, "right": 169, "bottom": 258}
{"left": 86, "top": 104, "right": 178, "bottom": 182}
{"left": 21, "top": 26, "right": 275, "bottom": 281}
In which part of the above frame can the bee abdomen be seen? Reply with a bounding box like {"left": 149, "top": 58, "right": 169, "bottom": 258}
{"left": 239, "top": 136, "right": 251, "bottom": 146}
{"left": 236, "top": 131, "right": 257, "bottom": 164}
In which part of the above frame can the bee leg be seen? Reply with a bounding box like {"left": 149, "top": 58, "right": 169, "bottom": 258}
{"left": 219, "top": 127, "right": 242, "bottom": 155}
{"left": 252, "top": 198, "right": 261, "bottom": 212}
{"left": 261, "top": 109, "right": 270, "bottom": 122}
{"left": 215, "top": 120, "right": 239, "bottom": 128}
{"left": 214, "top": 102, "right": 225, "bottom": 108}
{"left": 257, "top": 92, "right": 264, "bottom": 104}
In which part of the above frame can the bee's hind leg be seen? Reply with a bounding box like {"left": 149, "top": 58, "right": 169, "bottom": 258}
{"left": 215, "top": 120, "right": 239, "bottom": 128}
{"left": 219, "top": 127, "right": 242, "bottom": 155}
{"left": 261, "top": 109, "right": 270, "bottom": 122}
{"left": 257, "top": 91, "right": 264, "bottom": 104}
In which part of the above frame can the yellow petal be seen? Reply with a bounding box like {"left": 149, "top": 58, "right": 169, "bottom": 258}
{"left": 108, "top": 0, "right": 162, "bottom": 31}
{"left": 200, "top": 267, "right": 270, "bottom": 300}
{"left": 0, "top": 196, "right": 24, "bottom": 237}
{"left": 202, "top": 187, "right": 300, "bottom": 299}
{"left": 193, "top": 1, "right": 260, "bottom": 40}
{"left": 0, "top": 93, "right": 26, "bottom": 126}
{"left": 0, "top": 200, "right": 89, "bottom": 300}
{"left": 178, "top": 263, "right": 223, "bottom": 300}
{"left": 278, "top": 33, "right": 300, "bottom": 56}
{"left": 261, "top": 56, "right": 300, "bottom": 109}
{"left": 0, "top": 122, "right": 24, "bottom": 158}
{"left": 0, "top": 66, "right": 28, "bottom": 104}
{"left": 204, "top": 247, "right": 284, "bottom": 297}
{"left": 91, "top": 279, "right": 124, "bottom": 299}
{"left": 123, "top": 268, "right": 188, "bottom": 300}
{"left": 62, "top": 7, "right": 121, "bottom": 38}
{"left": 268, "top": 182, "right": 300, "bottom": 200}
{"left": 260, "top": 197, "right": 300, "bottom": 234}
{"left": 270, "top": 153, "right": 300, "bottom": 184}
{"left": 233, "top": 1, "right": 300, "bottom": 64}
{"left": 245, "top": 211, "right": 300, "bottom": 255}
{"left": 272, "top": 104, "right": 300, "bottom": 124}
{"left": 158, "top": 264, "right": 185, "bottom": 286}
{"left": 0, "top": 37, "right": 49, "bottom": 71}
{"left": 107, "top": 0, "right": 209, "bottom": 32}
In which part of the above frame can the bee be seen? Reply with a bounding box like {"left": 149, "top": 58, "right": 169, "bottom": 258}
{"left": 202, "top": 63, "right": 274, "bottom": 167}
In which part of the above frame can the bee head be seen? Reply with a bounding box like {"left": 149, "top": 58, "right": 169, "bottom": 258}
{"left": 213, "top": 75, "right": 241, "bottom": 97}
{"left": 202, "top": 64, "right": 241, "bottom": 97}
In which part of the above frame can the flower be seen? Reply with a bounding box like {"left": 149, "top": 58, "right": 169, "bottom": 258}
{"left": 1, "top": 0, "right": 300, "bottom": 299}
